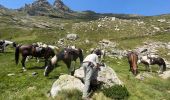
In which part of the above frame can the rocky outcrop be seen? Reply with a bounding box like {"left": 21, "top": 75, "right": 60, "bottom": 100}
{"left": 22, "top": 0, "right": 53, "bottom": 16}
{"left": 53, "top": 0, "right": 72, "bottom": 12}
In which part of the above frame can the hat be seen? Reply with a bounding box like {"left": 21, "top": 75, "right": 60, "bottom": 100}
{"left": 95, "top": 49, "right": 102, "bottom": 56}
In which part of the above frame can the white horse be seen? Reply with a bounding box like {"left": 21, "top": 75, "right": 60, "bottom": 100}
{"left": 0, "top": 40, "right": 16, "bottom": 52}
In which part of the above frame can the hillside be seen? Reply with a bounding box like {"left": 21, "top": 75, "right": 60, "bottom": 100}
{"left": 0, "top": 0, "right": 170, "bottom": 100}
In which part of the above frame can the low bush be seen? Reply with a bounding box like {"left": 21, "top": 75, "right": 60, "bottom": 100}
{"left": 102, "top": 85, "right": 129, "bottom": 100}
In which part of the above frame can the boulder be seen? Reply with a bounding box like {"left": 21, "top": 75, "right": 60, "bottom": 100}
{"left": 50, "top": 65, "right": 123, "bottom": 98}
{"left": 66, "top": 33, "right": 79, "bottom": 40}
{"left": 50, "top": 75, "right": 84, "bottom": 98}
{"left": 159, "top": 70, "right": 170, "bottom": 79}
{"left": 74, "top": 66, "right": 123, "bottom": 88}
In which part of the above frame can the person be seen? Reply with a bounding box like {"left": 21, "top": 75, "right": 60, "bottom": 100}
{"left": 82, "top": 49, "right": 102, "bottom": 99}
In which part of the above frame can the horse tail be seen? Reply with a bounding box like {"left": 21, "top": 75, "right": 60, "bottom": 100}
{"left": 78, "top": 48, "right": 84, "bottom": 64}
{"left": 15, "top": 45, "right": 20, "bottom": 65}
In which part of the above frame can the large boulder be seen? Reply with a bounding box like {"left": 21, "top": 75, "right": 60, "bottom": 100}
{"left": 50, "top": 66, "right": 123, "bottom": 98}
{"left": 74, "top": 66, "right": 123, "bottom": 88}
{"left": 50, "top": 75, "right": 84, "bottom": 98}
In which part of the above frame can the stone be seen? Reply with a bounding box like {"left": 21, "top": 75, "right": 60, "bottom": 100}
{"left": 7, "top": 73, "right": 15, "bottom": 76}
{"left": 135, "top": 72, "right": 153, "bottom": 80}
{"left": 74, "top": 66, "right": 123, "bottom": 88}
{"left": 66, "top": 33, "right": 79, "bottom": 40}
{"left": 50, "top": 75, "right": 84, "bottom": 98}
{"left": 159, "top": 70, "right": 170, "bottom": 79}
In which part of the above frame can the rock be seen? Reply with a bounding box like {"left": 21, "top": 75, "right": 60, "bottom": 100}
{"left": 98, "top": 39, "right": 117, "bottom": 48}
{"left": 74, "top": 66, "right": 123, "bottom": 88}
{"left": 66, "top": 33, "right": 79, "bottom": 40}
{"left": 32, "top": 72, "right": 38, "bottom": 76}
{"left": 7, "top": 73, "right": 15, "bottom": 76}
{"left": 159, "top": 70, "right": 170, "bottom": 79}
{"left": 50, "top": 75, "right": 84, "bottom": 98}
{"left": 157, "top": 19, "right": 166, "bottom": 23}
{"left": 135, "top": 72, "right": 153, "bottom": 80}
{"left": 85, "top": 39, "right": 90, "bottom": 44}
{"left": 111, "top": 17, "right": 116, "bottom": 21}
{"left": 27, "top": 86, "right": 36, "bottom": 91}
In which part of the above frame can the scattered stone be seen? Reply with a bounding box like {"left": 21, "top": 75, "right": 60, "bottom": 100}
{"left": 157, "top": 19, "right": 166, "bottom": 23}
{"left": 135, "top": 72, "right": 153, "bottom": 80}
{"left": 7, "top": 73, "right": 15, "bottom": 76}
{"left": 32, "top": 72, "right": 38, "bottom": 76}
{"left": 66, "top": 33, "right": 79, "bottom": 40}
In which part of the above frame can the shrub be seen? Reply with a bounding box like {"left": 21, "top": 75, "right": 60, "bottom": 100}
{"left": 102, "top": 85, "right": 129, "bottom": 100}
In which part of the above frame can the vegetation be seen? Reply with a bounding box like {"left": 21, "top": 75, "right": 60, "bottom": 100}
{"left": 0, "top": 4, "right": 170, "bottom": 99}
{"left": 102, "top": 85, "right": 129, "bottom": 99}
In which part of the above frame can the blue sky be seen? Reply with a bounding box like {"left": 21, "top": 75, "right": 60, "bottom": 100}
{"left": 0, "top": 0, "right": 170, "bottom": 16}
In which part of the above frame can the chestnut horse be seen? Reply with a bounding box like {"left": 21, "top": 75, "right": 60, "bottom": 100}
{"left": 44, "top": 47, "right": 84, "bottom": 76}
{"left": 127, "top": 52, "right": 138, "bottom": 75}
{"left": 15, "top": 44, "right": 55, "bottom": 71}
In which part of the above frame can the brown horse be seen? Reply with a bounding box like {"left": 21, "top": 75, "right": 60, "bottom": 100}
{"left": 15, "top": 44, "right": 55, "bottom": 71}
{"left": 127, "top": 52, "right": 138, "bottom": 75}
{"left": 44, "top": 47, "right": 84, "bottom": 76}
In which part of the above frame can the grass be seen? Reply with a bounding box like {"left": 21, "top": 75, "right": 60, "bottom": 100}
{"left": 0, "top": 14, "right": 170, "bottom": 100}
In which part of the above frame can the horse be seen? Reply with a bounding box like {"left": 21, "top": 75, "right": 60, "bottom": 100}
{"left": 0, "top": 40, "right": 16, "bottom": 52}
{"left": 138, "top": 55, "right": 166, "bottom": 74}
{"left": 15, "top": 44, "right": 55, "bottom": 71}
{"left": 127, "top": 51, "right": 138, "bottom": 75}
{"left": 44, "top": 47, "right": 84, "bottom": 76}
{"left": 26, "top": 42, "right": 59, "bottom": 63}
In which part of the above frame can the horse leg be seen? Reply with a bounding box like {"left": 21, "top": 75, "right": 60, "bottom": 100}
{"left": 2, "top": 46, "right": 4, "bottom": 53}
{"left": 65, "top": 61, "right": 74, "bottom": 76}
{"left": 148, "top": 65, "right": 152, "bottom": 73}
{"left": 44, "top": 57, "right": 48, "bottom": 67}
{"left": 21, "top": 56, "right": 27, "bottom": 71}
{"left": 158, "top": 65, "right": 163, "bottom": 74}
{"left": 70, "top": 61, "right": 76, "bottom": 75}
{"left": 36, "top": 57, "right": 40, "bottom": 63}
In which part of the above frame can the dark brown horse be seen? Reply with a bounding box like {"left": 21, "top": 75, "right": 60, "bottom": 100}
{"left": 15, "top": 44, "right": 55, "bottom": 71}
{"left": 127, "top": 52, "right": 138, "bottom": 75}
{"left": 44, "top": 47, "right": 84, "bottom": 76}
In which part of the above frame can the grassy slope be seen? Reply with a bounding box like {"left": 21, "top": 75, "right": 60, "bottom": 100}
{"left": 0, "top": 13, "right": 170, "bottom": 99}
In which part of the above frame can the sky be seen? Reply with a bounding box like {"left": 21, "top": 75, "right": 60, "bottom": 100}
{"left": 0, "top": 0, "right": 170, "bottom": 16}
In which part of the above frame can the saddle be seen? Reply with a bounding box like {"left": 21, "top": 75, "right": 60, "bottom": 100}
{"left": 35, "top": 47, "right": 43, "bottom": 53}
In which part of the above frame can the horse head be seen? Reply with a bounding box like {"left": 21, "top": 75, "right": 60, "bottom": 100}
{"left": 127, "top": 52, "right": 138, "bottom": 75}
{"left": 12, "top": 42, "right": 17, "bottom": 48}
{"left": 77, "top": 48, "right": 84, "bottom": 65}
{"left": 44, "top": 55, "right": 57, "bottom": 76}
